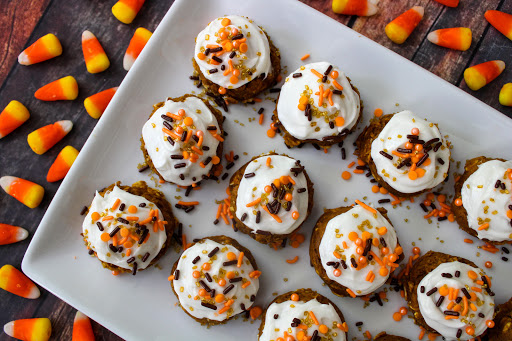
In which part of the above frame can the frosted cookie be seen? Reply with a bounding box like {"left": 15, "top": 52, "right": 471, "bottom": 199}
{"left": 403, "top": 251, "right": 496, "bottom": 340}
{"left": 193, "top": 15, "right": 280, "bottom": 103}
{"left": 274, "top": 61, "right": 362, "bottom": 148}
{"left": 453, "top": 156, "right": 512, "bottom": 245}
{"left": 169, "top": 236, "right": 260, "bottom": 326}
{"left": 229, "top": 153, "right": 314, "bottom": 248}
{"left": 141, "top": 94, "right": 224, "bottom": 187}
{"left": 310, "top": 202, "right": 403, "bottom": 297}
{"left": 82, "top": 181, "right": 178, "bottom": 275}
{"left": 356, "top": 110, "right": 450, "bottom": 198}
{"left": 258, "top": 288, "right": 347, "bottom": 341}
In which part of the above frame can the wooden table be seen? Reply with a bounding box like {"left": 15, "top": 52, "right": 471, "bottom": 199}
{"left": 0, "top": 0, "right": 510, "bottom": 340}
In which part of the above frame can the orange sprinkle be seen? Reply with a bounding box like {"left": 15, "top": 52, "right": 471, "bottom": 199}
{"left": 111, "top": 198, "right": 121, "bottom": 211}
{"left": 91, "top": 212, "right": 100, "bottom": 221}
{"left": 355, "top": 200, "right": 377, "bottom": 214}
{"left": 374, "top": 108, "right": 383, "bottom": 117}
{"left": 332, "top": 80, "right": 344, "bottom": 90}
{"left": 250, "top": 306, "right": 262, "bottom": 320}
{"left": 419, "top": 329, "right": 426, "bottom": 340}
{"left": 177, "top": 201, "right": 199, "bottom": 206}
{"left": 249, "top": 270, "right": 261, "bottom": 279}
{"left": 182, "top": 234, "right": 187, "bottom": 250}
{"left": 311, "top": 69, "right": 323, "bottom": 78}
{"left": 341, "top": 171, "right": 351, "bottom": 180}
{"left": 237, "top": 252, "right": 244, "bottom": 268}
{"left": 246, "top": 197, "right": 261, "bottom": 207}
{"left": 102, "top": 215, "right": 114, "bottom": 221}
{"left": 353, "top": 169, "right": 364, "bottom": 174}
{"left": 286, "top": 256, "right": 299, "bottom": 264}
{"left": 347, "top": 161, "right": 356, "bottom": 168}
{"left": 291, "top": 293, "right": 299, "bottom": 301}
{"left": 300, "top": 53, "right": 310, "bottom": 61}
{"left": 309, "top": 310, "right": 320, "bottom": 325}
{"left": 100, "top": 232, "right": 110, "bottom": 242}
{"left": 241, "top": 281, "right": 251, "bottom": 289}
{"left": 262, "top": 205, "right": 282, "bottom": 223}
{"left": 393, "top": 312, "right": 403, "bottom": 321}
{"left": 346, "top": 288, "right": 356, "bottom": 298}
{"left": 478, "top": 223, "right": 490, "bottom": 230}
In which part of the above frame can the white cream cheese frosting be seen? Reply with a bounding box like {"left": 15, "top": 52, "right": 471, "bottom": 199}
{"left": 370, "top": 110, "right": 450, "bottom": 194}
{"left": 319, "top": 204, "right": 399, "bottom": 296}
{"left": 235, "top": 154, "right": 310, "bottom": 235}
{"left": 277, "top": 61, "right": 360, "bottom": 141}
{"left": 82, "top": 186, "right": 167, "bottom": 271}
{"left": 259, "top": 297, "right": 347, "bottom": 341}
{"left": 461, "top": 160, "right": 512, "bottom": 242}
{"left": 417, "top": 261, "right": 495, "bottom": 340}
{"left": 142, "top": 96, "right": 221, "bottom": 186}
{"left": 172, "top": 238, "right": 259, "bottom": 321}
{"left": 194, "top": 15, "right": 272, "bottom": 89}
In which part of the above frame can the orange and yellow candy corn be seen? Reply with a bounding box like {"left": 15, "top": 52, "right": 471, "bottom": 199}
{"left": 434, "top": 0, "right": 459, "bottom": 7}
{"left": 82, "top": 31, "right": 110, "bottom": 74}
{"left": 18, "top": 34, "right": 62, "bottom": 66}
{"left": 123, "top": 27, "right": 152, "bottom": 71}
{"left": 385, "top": 6, "right": 424, "bottom": 44}
{"left": 27, "top": 120, "right": 73, "bottom": 155}
{"left": 464, "top": 60, "right": 505, "bottom": 91}
{"left": 427, "top": 27, "right": 472, "bottom": 51}
{"left": 0, "top": 224, "right": 29, "bottom": 245}
{"left": 500, "top": 83, "right": 512, "bottom": 106}
{"left": 35, "top": 76, "right": 78, "bottom": 101}
{"left": 0, "top": 265, "right": 40, "bottom": 299}
{"left": 72, "top": 311, "right": 95, "bottom": 341}
{"left": 485, "top": 10, "right": 512, "bottom": 41}
{"left": 4, "top": 318, "right": 51, "bottom": 341}
{"left": 332, "top": 0, "right": 378, "bottom": 16}
{"left": 47, "top": 146, "right": 79, "bottom": 182}
{"left": 0, "top": 100, "right": 30, "bottom": 139}
{"left": 112, "top": 0, "right": 146, "bottom": 24}
{"left": 84, "top": 87, "right": 117, "bottom": 119}
{"left": 0, "top": 177, "right": 44, "bottom": 209}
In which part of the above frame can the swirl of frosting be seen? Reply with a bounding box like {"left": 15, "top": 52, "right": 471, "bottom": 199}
{"left": 370, "top": 110, "right": 450, "bottom": 194}
{"left": 194, "top": 15, "right": 271, "bottom": 89}
{"left": 82, "top": 186, "right": 167, "bottom": 271}
{"left": 172, "top": 239, "right": 259, "bottom": 321}
{"left": 417, "top": 261, "right": 495, "bottom": 340}
{"left": 235, "top": 155, "right": 310, "bottom": 235}
{"left": 277, "top": 62, "right": 360, "bottom": 141}
{"left": 259, "top": 297, "right": 347, "bottom": 341}
{"left": 319, "top": 203, "right": 399, "bottom": 296}
{"left": 142, "top": 96, "right": 221, "bottom": 186}
{"left": 461, "top": 160, "right": 512, "bottom": 242}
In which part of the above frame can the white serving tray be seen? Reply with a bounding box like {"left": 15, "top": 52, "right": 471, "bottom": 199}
{"left": 23, "top": 0, "right": 512, "bottom": 340}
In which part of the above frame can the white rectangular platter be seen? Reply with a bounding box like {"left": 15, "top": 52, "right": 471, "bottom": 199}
{"left": 22, "top": 0, "right": 512, "bottom": 340}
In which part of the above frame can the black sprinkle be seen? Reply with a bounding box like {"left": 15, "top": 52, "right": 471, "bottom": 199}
{"left": 88, "top": 249, "right": 94, "bottom": 255}
{"left": 269, "top": 88, "right": 281, "bottom": 93}
{"left": 420, "top": 286, "right": 425, "bottom": 293}
{"left": 324, "top": 65, "right": 333, "bottom": 75}
{"left": 174, "top": 269, "right": 180, "bottom": 280}
{"left": 96, "top": 222, "right": 104, "bottom": 231}
{"left": 229, "top": 51, "right": 236, "bottom": 58}
{"left": 189, "top": 75, "right": 199, "bottom": 80}
{"left": 420, "top": 203, "right": 428, "bottom": 212}
{"left": 139, "top": 203, "right": 146, "bottom": 207}
{"left": 192, "top": 256, "right": 200, "bottom": 264}
{"left": 341, "top": 148, "right": 346, "bottom": 160}
{"left": 223, "top": 260, "right": 237, "bottom": 266}
{"left": 297, "top": 188, "right": 306, "bottom": 193}
{"left": 256, "top": 211, "right": 261, "bottom": 223}
{"left": 223, "top": 284, "right": 234, "bottom": 295}
{"left": 436, "top": 296, "right": 445, "bottom": 307}
{"left": 201, "top": 302, "right": 217, "bottom": 310}
{"left": 378, "top": 199, "right": 391, "bottom": 204}
{"left": 379, "top": 151, "right": 393, "bottom": 160}
{"left": 211, "top": 56, "right": 222, "bottom": 63}
{"left": 208, "top": 247, "right": 219, "bottom": 258}
{"left": 437, "top": 158, "right": 445, "bottom": 165}
{"left": 205, "top": 273, "right": 212, "bottom": 283}
{"left": 109, "top": 226, "right": 120, "bottom": 238}
{"left": 426, "top": 287, "right": 437, "bottom": 296}
{"left": 455, "top": 270, "right": 460, "bottom": 277}
{"left": 292, "top": 73, "right": 302, "bottom": 78}
{"left": 132, "top": 262, "right": 138, "bottom": 275}
{"left": 244, "top": 172, "right": 255, "bottom": 178}
{"left": 174, "top": 163, "right": 186, "bottom": 169}
{"left": 142, "top": 252, "right": 150, "bottom": 262}
{"left": 199, "top": 280, "right": 211, "bottom": 292}
{"left": 274, "top": 314, "right": 279, "bottom": 319}
{"left": 80, "top": 206, "right": 88, "bottom": 215}
{"left": 138, "top": 164, "right": 150, "bottom": 172}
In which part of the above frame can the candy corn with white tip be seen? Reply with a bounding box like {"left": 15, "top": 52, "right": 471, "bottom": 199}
{"left": 0, "top": 100, "right": 30, "bottom": 139}
{"left": 434, "top": 0, "right": 459, "bottom": 7}
{"left": 0, "top": 265, "right": 40, "bottom": 299}
{"left": 18, "top": 34, "right": 62, "bottom": 66}
{"left": 46, "top": 146, "right": 79, "bottom": 182}
{"left": 0, "top": 224, "right": 29, "bottom": 245}
{"left": 485, "top": 10, "right": 512, "bottom": 41}
{"left": 332, "top": 0, "right": 378, "bottom": 16}
{"left": 427, "top": 27, "right": 472, "bottom": 51}
{"left": 4, "top": 318, "right": 51, "bottom": 341}
{"left": 385, "top": 6, "right": 424, "bottom": 44}
{"left": 0, "top": 177, "right": 44, "bottom": 209}
{"left": 34, "top": 76, "right": 78, "bottom": 101}
{"left": 500, "top": 83, "right": 512, "bottom": 106}
{"left": 84, "top": 87, "right": 117, "bottom": 119}
{"left": 27, "top": 120, "right": 73, "bottom": 155}
{"left": 82, "top": 31, "right": 110, "bottom": 74}
{"left": 123, "top": 27, "right": 152, "bottom": 71}
{"left": 112, "top": 0, "right": 146, "bottom": 24}
{"left": 464, "top": 60, "right": 505, "bottom": 91}
{"left": 72, "top": 311, "right": 95, "bottom": 341}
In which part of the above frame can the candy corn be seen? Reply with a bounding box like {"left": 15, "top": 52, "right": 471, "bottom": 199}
{"left": 385, "top": 6, "right": 424, "bottom": 44}
{"left": 0, "top": 265, "right": 40, "bottom": 299}
{"left": 332, "top": 0, "right": 378, "bottom": 16}
{"left": 0, "top": 100, "right": 30, "bottom": 139}
{"left": 434, "top": 0, "right": 459, "bottom": 7}
{"left": 0, "top": 224, "right": 29, "bottom": 245}
{"left": 34, "top": 76, "right": 78, "bottom": 101}
{"left": 18, "top": 34, "right": 62, "bottom": 66}
{"left": 485, "top": 10, "right": 512, "bottom": 41}
{"left": 47, "top": 146, "right": 79, "bottom": 182}
{"left": 84, "top": 87, "right": 117, "bottom": 119}
{"left": 123, "top": 27, "right": 152, "bottom": 71}
{"left": 427, "top": 27, "right": 472, "bottom": 51}
{"left": 72, "top": 311, "right": 95, "bottom": 341}
{"left": 500, "top": 83, "right": 512, "bottom": 106}
{"left": 0, "top": 177, "right": 44, "bottom": 209}
{"left": 27, "top": 120, "right": 73, "bottom": 155}
{"left": 112, "top": 0, "right": 146, "bottom": 24}
{"left": 4, "top": 318, "right": 51, "bottom": 341}
{"left": 464, "top": 60, "right": 505, "bottom": 91}
{"left": 82, "top": 31, "right": 110, "bottom": 74}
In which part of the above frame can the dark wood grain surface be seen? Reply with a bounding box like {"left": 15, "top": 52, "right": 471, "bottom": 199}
{"left": 0, "top": 0, "right": 511, "bottom": 340}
